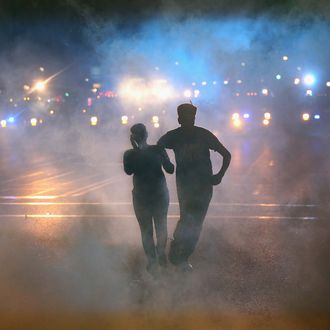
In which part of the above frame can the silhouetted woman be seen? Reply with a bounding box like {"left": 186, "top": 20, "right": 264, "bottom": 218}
{"left": 123, "top": 123, "right": 174, "bottom": 276}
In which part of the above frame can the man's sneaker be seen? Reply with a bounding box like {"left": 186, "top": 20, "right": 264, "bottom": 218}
{"left": 178, "top": 261, "right": 193, "bottom": 273}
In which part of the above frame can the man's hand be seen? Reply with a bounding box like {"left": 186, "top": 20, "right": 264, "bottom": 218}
{"left": 211, "top": 173, "right": 223, "bottom": 186}
{"left": 130, "top": 136, "right": 138, "bottom": 150}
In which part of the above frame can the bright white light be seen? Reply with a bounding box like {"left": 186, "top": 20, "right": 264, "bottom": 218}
{"left": 237, "top": 80, "right": 242, "bottom": 84}
{"left": 23, "top": 85, "right": 30, "bottom": 91}
{"left": 243, "top": 113, "right": 250, "bottom": 119}
{"left": 212, "top": 81, "right": 217, "bottom": 85}
{"left": 276, "top": 74, "right": 281, "bottom": 80}
{"left": 194, "top": 89, "right": 200, "bottom": 97}
{"left": 314, "top": 114, "right": 320, "bottom": 119}
{"left": 294, "top": 78, "right": 300, "bottom": 85}
{"left": 192, "top": 82, "right": 196, "bottom": 86}
{"left": 152, "top": 115, "right": 159, "bottom": 124}
{"left": 90, "top": 116, "right": 98, "bottom": 126}
{"left": 49, "top": 110, "right": 55, "bottom": 115}
{"left": 138, "top": 107, "right": 143, "bottom": 111}
{"left": 302, "top": 113, "right": 310, "bottom": 121}
{"left": 223, "top": 80, "right": 229, "bottom": 85}
{"left": 282, "top": 55, "right": 288, "bottom": 61}
{"left": 154, "top": 123, "right": 160, "bottom": 128}
{"left": 1, "top": 120, "right": 7, "bottom": 128}
{"left": 40, "top": 67, "right": 44, "bottom": 72}
{"left": 262, "top": 88, "right": 269, "bottom": 96}
{"left": 241, "top": 62, "right": 246, "bottom": 67}
{"left": 175, "top": 61, "right": 179, "bottom": 65}
{"left": 263, "top": 119, "right": 270, "bottom": 126}
{"left": 183, "top": 89, "right": 192, "bottom": 98}
{"left": 232, "top": 119, "right": 242, "bottom": 128}
{"left": 35, "top": 81, "right": 45, "bottom": 91}
{"left": 303, "top": 74, "right": 316, "bottom": 86}
{"left": 232, "top": 113, "right": 240, "bottom": 120}
{"left": 121, "top": 115, "right": 128, "bottom": 125}
{"left": 306, "top": 90, "right": 313, "bottom": 96}
{"left": 30, "top": 118, "right": 38, "bottom": 126}
{"left": 326, "top": 81, "right": 330, "bottom": 87}
{"left": 264, "top": 112, "right": 271, "bottom": 120}
{"left": 201, "top": 81, "right": 207, "bottom": 86}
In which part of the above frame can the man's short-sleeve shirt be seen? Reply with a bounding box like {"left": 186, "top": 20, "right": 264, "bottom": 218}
{"left": 158, "top": 126, "right": 224, "bottom": 183}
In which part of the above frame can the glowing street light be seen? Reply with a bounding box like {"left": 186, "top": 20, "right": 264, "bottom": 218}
{"left": 302, "top": 113, "right": 310, "bottom": 121}
{"left": 121, "top": 115, "right": 128, "bottom": 125}
{"left": 1, "top": 120, "right": 7, "bottom": 128}
{"left": 303, "top": 74, "right": 316, "bottom": 86}
{"left": 30, "top": 118, "right": 38, "bottom": 126}
{"left": 294, "top": 78, "right": 300, "bottom": 85}
{"left": 276, "top": 74, "right": 281, "bottom": 80}
{"left": 282, "top": 55, "right": 289, "bottom": 61}
{"left": 264, "top": 112, "right": 271, "bottom": 120}
{"left": 35, "top": 81, "right": 46, "bottom": 91}
{"left": 263, "top": 119, "right": 270, "bottom": 126}
{"left": 90, "top": 116, "right": 98, "bottom": 126}
{"left": 154, "top": 123, "right": 160, "bottom": 128}
{"left": 183, "top": 89, "right": 192, "bottom": 98}
{"left": 223, "top": 80, "right": 229, "bottom": 85}
{"left": 152, "top": 115, "right": 159, "bottom": 124}
{"left": 314, "top": 114, "right": 320, "bottom": 120}
{"left": 232, "top": 113, "right": 240, "bottom": 120}
{"left": 262, "top": 88, "right": 269, "bottom": 96}
{"left": 326, "top": 81, "right": 330, "bottom": 87}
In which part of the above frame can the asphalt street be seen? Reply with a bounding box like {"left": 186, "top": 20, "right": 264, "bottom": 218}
{"left": 0, "top": 128, "right": 329, "bottom": 328}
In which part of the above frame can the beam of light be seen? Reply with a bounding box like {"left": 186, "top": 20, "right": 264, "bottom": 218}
{"left": 28, "top": 65, "right": 71, "bottom": 95}
{"left": 303, "top": 74, "right": 316, "bottom": 86}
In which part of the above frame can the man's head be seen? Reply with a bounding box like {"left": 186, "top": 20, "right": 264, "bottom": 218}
{"left": 130, "top": 123, "right": 147, "bottom": 144}
{"left": 177, "top": 103, "right": 197, "bottom": 127}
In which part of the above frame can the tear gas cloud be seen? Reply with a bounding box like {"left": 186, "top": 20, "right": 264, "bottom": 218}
{"left": 0, "top": 2, "right": 330, "bottom": 316}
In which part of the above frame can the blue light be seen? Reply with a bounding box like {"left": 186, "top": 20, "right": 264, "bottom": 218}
{"left": 303, "top": 74, "right": 316, "bottom": 86}
{"left": 314, "top": 114, "right": 320, "bottom": 120}
{"left": 276, "top": 74, "right": 281, "bottom": 80}
{"left": 243, "top": 113, "right": 250, "bottom": 119}
{"left": 8, "top": 117, "right": 15, "bottom": 123}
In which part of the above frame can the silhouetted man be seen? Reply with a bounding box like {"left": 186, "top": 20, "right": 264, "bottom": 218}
{"left": 158, "top": 104, "right": 231, "bottom": 271}
{"left": 124, "top": 123, "right": 174, "bottom": 276}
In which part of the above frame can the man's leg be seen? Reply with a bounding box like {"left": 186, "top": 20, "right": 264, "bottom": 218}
{"left": 169, "top": 185, "right": 212, "bottom": 266}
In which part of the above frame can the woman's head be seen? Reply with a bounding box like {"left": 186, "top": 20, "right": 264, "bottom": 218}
{"left": 130, "top": 123, "right": 148, "bottom": 144}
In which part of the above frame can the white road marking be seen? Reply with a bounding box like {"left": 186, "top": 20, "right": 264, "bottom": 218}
{"left": 0, "top": 214, "right": 318, "bottom": 221}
